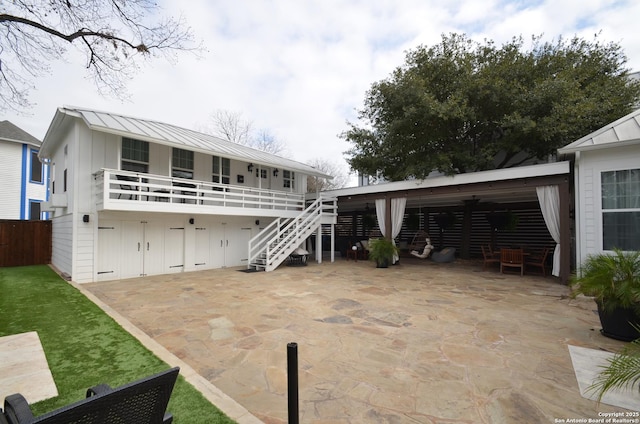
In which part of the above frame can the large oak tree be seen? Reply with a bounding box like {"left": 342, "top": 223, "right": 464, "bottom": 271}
{"left": 1, "top": 0, "right": 201, "bottom": 112}
{"left": 343, "top": 33, "right": 640, "bottom": 181}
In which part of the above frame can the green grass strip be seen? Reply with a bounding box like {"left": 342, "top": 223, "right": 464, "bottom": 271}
{"left": 0, "top": 265, "right": 236, "bottom": 423}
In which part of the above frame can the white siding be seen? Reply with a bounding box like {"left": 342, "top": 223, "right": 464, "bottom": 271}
{"left": 74, "top": 214, "right": 95, "bottom": 283}
{"left": 0, "top": 141, "right": 23, "bottom": 219}
{"left": 88, "top": 211, "right": 266, "bottom": 282}
{"left": 51, "top": 213, "right": 73, "bottom": 277}
{"left": 575, "top": 144, "right": 640, "bottom": 266}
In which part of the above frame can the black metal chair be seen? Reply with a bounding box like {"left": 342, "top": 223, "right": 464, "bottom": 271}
{"left": 1, "top": 367, "right": 179, "bottom": 424}
{"left": 116, "top": 174, "right": 139, "bottom": 200}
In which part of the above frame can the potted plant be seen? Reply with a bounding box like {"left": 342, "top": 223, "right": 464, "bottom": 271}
{"left": 485, "top": 210, "right": 519, "bottom": 232}
{"left": 569, "top": 249, "right": 640, "bottom": 341}
{"left": 368, "top": 237, "right": 399, "bottom": 268}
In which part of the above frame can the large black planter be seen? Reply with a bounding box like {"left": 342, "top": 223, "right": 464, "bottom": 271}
{"left": 597, "top": 302, "right": 640, "bottom": 342}
{"left": 376, "top": 258, "right": 390, "bottom": 268}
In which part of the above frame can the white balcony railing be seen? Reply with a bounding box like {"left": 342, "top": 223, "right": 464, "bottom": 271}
{"left": 93, "top": 169, "right": 305, "bottom": 213}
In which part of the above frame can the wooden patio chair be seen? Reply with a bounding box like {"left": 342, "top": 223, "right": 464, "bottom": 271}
{"left": 1, "top": 367, "right": 179, "bottom": 424}
{"left": 481, "top": 245, "right": 500, "bottom": 271}
{"left": 500, "top": 248, "right": 524, "bottom": 276}
{"left": 525, "top": 247, "right": 551, "bottom": 276}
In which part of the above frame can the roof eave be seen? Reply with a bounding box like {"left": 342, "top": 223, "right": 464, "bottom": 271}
{"left": 558, "top": 138, "right": 640, "bottom": 154}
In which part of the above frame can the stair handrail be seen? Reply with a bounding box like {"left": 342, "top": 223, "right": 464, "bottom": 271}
{"left": 248, "top": 217, "right": 290, "bottom": 267}
{"left": 247, "top": 195, "right": 337, "bottom": 270}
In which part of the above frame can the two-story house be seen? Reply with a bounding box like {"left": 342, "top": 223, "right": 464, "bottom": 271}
{"left": 0, "top": 121, "right": 49, "bottom": 220}
{"left": 39, "top": 107, "right": 336, "bottom": 283}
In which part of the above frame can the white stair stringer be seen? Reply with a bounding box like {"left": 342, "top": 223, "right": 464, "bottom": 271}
{"left": 248, "top": 196, "right": 337, "bottom": 271}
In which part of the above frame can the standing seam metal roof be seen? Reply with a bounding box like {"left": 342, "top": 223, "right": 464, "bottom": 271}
{"left": 558, "top": 108, "right": 640, "bottom": 154}
{"left": 53, "top": 107, "right": 332, "bottom": 178}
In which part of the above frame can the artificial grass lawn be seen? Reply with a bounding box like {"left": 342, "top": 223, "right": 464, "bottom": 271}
{"left": 0, "top": 265, "right": 236, "bottom": 423}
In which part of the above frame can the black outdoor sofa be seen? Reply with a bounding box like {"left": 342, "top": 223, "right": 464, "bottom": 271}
{"left": 1, "top": 367, "right": 179, "bottom": 424}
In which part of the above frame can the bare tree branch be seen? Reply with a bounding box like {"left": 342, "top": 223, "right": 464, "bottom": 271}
{"left": 0, "top": 0, "right": 203, "bottom": 112}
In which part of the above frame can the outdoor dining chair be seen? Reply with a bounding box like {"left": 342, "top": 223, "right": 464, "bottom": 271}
{"left": 481, "top": 245, "right": 500, "bottom": 271}
{"left": 525, "top": 247, "right": 551, "bottom": 276}
{"left": 500, "top": 248, "right": 524, "bottom": 276}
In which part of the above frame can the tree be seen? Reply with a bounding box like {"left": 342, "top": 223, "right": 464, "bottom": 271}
{"left": 1, "top": 0, "right": 200, "bottom": 112}
{"left": 306, "top": 158, "right": 349, "bottom": 192}
{"left": 205, "top": 109, "right": 288, "bottom": 155}
{"left": 342, "top": 33, "right": 640, "bottom": 181}
{"left": 207, "top": 110, "right": 252, "bottom": 144}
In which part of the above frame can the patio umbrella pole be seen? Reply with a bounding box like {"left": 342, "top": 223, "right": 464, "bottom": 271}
{"left": 287, "top": 342, "right": 299, "bottom": 424}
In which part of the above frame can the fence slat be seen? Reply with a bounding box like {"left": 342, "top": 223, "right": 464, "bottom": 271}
{"left": 0, "top": 220, "right": 51, "bottom": 267}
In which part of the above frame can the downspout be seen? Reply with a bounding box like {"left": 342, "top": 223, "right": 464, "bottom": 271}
{"left": 41, "top": 157, "right": 52, "bottom": 220}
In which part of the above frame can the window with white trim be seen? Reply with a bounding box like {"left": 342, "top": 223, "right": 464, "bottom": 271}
{"left": 172, "top": 148, "right": 194, "bottom": 179}
{"left": 601, "top": 168, "right": 640, "bottom": 250}
{"left": 256, "top": 168, "right": 267, "bottom": 179}
{"left": 122, "top": 138, "right": 149, "bottom": 173}
{"left": 283, "top": 170, "right": 295, "bottom": 189}
{"left": 212, "top": 156, "right": 230, "bottom": 184}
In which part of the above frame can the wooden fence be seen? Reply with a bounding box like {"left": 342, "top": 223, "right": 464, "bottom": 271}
{"left": 0, "top": 220, "right": 52, "bottom": 267}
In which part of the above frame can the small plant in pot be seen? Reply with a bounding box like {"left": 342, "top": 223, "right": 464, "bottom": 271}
{"left": 368, "top": 237, "right": 399, "bottom": 268}
{"left": 569, "top": 249, "right": 640, "bottom": 342}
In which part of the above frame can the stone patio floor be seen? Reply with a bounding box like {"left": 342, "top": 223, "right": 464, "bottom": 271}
{"left": 81, "top": 258, "right": 637, "bottom": 423}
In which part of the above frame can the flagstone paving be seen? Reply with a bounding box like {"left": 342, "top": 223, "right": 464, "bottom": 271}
{"left": 83, "top": 258, "right": 636, "bottom": 423}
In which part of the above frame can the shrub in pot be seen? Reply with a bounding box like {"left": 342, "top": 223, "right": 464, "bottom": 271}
{"left": 570, "top": 249, "right": 640, "bottom": 341}
{"left": 368, "top": 238, "right": 399, "bottom": 268}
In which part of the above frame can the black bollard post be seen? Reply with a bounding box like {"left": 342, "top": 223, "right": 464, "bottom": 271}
{"left": 287, "top": 342, "right": 299, "bottom": 424}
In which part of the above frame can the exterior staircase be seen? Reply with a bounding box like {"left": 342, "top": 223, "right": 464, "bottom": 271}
{"left": 248, "top": 195, "right": 337, "bottom": 271}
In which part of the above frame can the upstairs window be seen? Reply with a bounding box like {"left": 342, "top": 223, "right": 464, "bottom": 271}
{"left": 172, "top": 148, "right": 194, "bottom": 179}
{"left": 122, "top": 138, "right": 149, "bottom": 173}
{"left": 29, "top": 201, "right": 41, "bottom": 220}
{"left": 212, "top": 156, "right": 230, "bottom": 184}
{"left": 30, "top": 149, "right": 43, "bottom": 183}
{"left": 601, "top": 168, "right": 640, "bottom": 251}
{"left": 283, "top": 170, "right": 295, "bottom": 189}
{"left": 256, "top": 168, "right": 267, "bottom": 179}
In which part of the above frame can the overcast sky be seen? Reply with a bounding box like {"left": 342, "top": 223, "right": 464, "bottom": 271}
{"left": 4, "top": 0, "right": 640, "bottom": 186}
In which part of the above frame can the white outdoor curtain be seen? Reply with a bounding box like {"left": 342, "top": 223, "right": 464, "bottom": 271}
{"left": 391, "top": 198, "right": 407, "bottom": 240}
{"left": 536, "top": 185, "right": 561, "bottom": 277}
{"left": 391, "top": 198, "right": 406, "bottom": 264}
{"left": 375, "top": 198, "right": 407, "bottom": 239}
{"left": 375, "top": 199, "right": 386, "bottom": 237}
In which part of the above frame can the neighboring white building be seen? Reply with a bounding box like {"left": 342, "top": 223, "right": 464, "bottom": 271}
{"left": 558, "top": 108, "right": 640, "bottom": 267}
{"left": 0, "top": 121, "right": 49, "bottom": 220}
{"left": 39, "top": 107, "right": 336, "bottom": 283}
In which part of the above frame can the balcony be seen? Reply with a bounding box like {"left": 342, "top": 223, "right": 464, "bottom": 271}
{"left": 93, "top": 169, "right": 305, "bottom": 217}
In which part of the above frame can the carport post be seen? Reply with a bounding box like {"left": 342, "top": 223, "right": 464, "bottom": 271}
{"left": 287, "top": 342, "right": 299, "bottom": 424}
